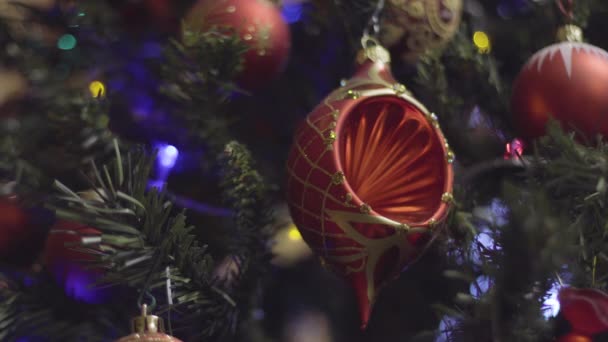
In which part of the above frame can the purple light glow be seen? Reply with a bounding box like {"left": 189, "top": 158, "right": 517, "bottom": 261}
{"left": 148, "top": 179, "right": 166, "bottom": 192}
{"left": 170, "top": 193, "right": 232, "bottom": 217}
{"left": 142, "top": 42, "right": 162, "bottom": 59}
{"left": 470, "top": 275, "right": 491, "bottom": 298}
{"left": 489, "top": 198, "right": 508, "bottom": 227}
{"left": 436, "top": 316, "right": 459, "bottom": 342}
{"left": 471, "top": 230, "right": 496, "bottom": 266}
{"left": 543, "top": 281, "right": 561, "bottom": 319}
{"left": 131, "top": 93, "right": 154, "bottom": 119}
{"left": 467, "top": 106, "right": 484, "bottom": 128}
{"left": 56, "top": 264, "right": 110, "bottom": 304}
{"left": 281, "top": 2, "right": 303, "bottom": 23}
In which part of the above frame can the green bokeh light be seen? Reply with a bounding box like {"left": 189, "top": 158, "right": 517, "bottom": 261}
{"left": 57, "top": 34, "right": 77, "bottom": 50}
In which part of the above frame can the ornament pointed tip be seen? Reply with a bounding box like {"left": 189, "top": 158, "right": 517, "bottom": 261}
{"left": 355, "top": 291, "right": 372, "bottom": 331}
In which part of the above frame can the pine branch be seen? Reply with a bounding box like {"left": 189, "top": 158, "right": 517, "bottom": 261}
{"left": 219, "top": 141, "right": 274, "bottom": 340}
{"left": 0, "top": 3, "right": 119, "bottom": 182}
{"left": 0, "top": 274, "right": 129, "bottom": 341}
{"left": 0, "top": 139, "right": 274, "bottom": 341}
{"left": 533, "top": 123, "right": 608, "bottom": 288}
{"left": 158, "top": 23, "right": 248, "bottom": 150}
{"left": 436, "top": 124, "right": 608, "bottom": 341}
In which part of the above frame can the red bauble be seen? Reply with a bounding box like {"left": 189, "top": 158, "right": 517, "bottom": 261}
{"left": 558, "top": 287, "right": 608, "bottom": 336}
{"left": 556, "top": 333, "right": 592, "bottom": 342}
{"left": 185, "top": 0, "right": 291, "bottom": 90}
{"left": 286, "top": 45, "right": 454, "bottom": 328}
{"left": 0, "top": 199, "right": 28, "bottom": 252}
{"left": 0, "top": 199, "right": 53, "bottom": 266}
{"left": 511, "top": 29, "right": 608, "bottom": 141}
{"left": 43, "top": 220, "right": 109, "bottom": 303}
{"left": 0, "top": 70, "right": 27, "bottom": 118}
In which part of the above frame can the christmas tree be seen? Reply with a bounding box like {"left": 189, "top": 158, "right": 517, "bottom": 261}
{"left": 1, "top": 0, "right": 608, "bottom": 341}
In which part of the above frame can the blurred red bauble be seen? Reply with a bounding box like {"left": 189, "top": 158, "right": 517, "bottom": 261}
{"left": 558, "top": 287, "right": 608, "bottom": 337}
{"left": 0, "top": 199, "right": 53, "bottom": 267}
{"left": 43, "top": 220, "right": 110, "bottom": 303}
{"left": 185, "top": 0, "right": 291, "bottom": 90}
{"left": 286, "top": 44, "right": 453, "bottom": 328}
{"left": 0, "top": 70, "right": 27, "bottom": 118}
{"left": 556, "top": 333, "right": 592, "bottom": 342}
{"left": 511, "top": 25, "right": 608, "bottom": 141}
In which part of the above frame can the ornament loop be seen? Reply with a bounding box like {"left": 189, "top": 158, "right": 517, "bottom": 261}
{"left": 137, "top": 291, "right": 157, "bottom": 313}
{"left": 357, "top": 36, "right": 391, "bottom": 65}
{"left": 361, "top": 35, "right": 381, "bottom": 49}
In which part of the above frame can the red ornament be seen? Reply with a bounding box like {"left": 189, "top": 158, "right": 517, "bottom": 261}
{"left": 286, "top": 42, "right": 454, "bottom": 328}
{"left": 0, "top": 199, "right": 28, "bottom": 250}
{"left": 511, "top": 25, "right": 608, "bottom": 141}
{"left": 0, "top": 199, "right": 53, "bottom": 266}
{"left": 43, "top": 220, "right": 109, "bottom": 303}
{"left": 558, "top": 287, "right": 608, "bottom": 336}
{"left": 556, "top": 333, "right": 592, "bottom": 342}
{"left": 185, "top": 0, "right": 291, "bottom": 90}
{"left": 0, "top": 70, "right": 27, "bottom": 118}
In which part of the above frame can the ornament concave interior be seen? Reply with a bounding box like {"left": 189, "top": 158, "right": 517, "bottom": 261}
{"left": 286, "top": 46, "right": 454, "bottom": 329}
{"left": 336, "top": 95, "right": 448, "bottom": 224}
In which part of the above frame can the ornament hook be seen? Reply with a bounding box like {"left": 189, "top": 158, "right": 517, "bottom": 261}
{"left": 361, "top": 35, "right": 381, "bottom": 50}
{"left": 556, "top": 0, "right": 574, "bottom": 22}
{"left": 363, "top": 0, "right": 386, "bottom": 39}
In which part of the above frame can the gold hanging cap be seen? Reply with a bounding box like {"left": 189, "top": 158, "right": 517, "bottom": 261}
{"left": 556, "top": 24, "right": 583, "bottom": 42}
{"left": 131, "top": 304, "right": 165, "bottom": 334}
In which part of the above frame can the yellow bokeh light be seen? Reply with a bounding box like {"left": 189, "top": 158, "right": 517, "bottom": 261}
{"left": 89, "top": 81, "right": 106, "bottom": 98}
{"left": 473, "top": 31, "right": 491, "bottom": 54}
{"left": 288, "top": 226, "right": 302, "bottom": 241}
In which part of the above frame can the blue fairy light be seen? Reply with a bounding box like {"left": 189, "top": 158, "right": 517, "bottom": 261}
{"left": 149, "top": 143, "right": 180, "bottom": 191}
{"left": 158, "top": 144, "right": 179, "bottom": 169}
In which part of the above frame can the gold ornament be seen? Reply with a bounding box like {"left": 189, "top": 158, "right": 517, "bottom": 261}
{"left": 380, "top": 0, "right": 463, "bottom": 63}
{"left": 115, "top": 305, "right": 182, "bottom": 342}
